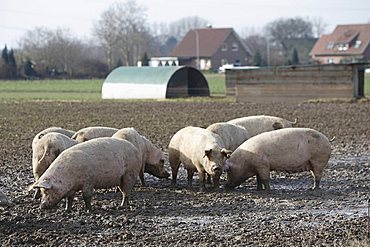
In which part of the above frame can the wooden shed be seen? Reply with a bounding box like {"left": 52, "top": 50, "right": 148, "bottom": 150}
{"left": 226, "top": 63, "right": 367, "bottom": 102}
{"left": 102, "top": 66, "right": 210, "bottom": 99}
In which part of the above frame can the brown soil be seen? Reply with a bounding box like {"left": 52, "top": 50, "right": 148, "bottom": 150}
{"left": 0, "top": 99, "right": 369, "bottom": 246}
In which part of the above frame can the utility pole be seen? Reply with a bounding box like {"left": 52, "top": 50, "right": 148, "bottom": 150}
{"left": 192, "top": 29, "right": 200, "bottom": 70}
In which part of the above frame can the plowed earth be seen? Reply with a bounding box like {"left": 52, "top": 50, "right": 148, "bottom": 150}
{"left": 0, "top": 99, "right": 369, "bottom": 246}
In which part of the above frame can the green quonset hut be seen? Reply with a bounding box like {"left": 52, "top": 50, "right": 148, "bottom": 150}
{"left": 102, "top": 66, "right": 210, "bottom": 99}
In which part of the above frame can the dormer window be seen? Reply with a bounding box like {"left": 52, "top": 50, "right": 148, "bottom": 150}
{"left": 354, "top": 40, "right": 362, "bottom": 48}
{"left": 231, "top": 42, "right": 239, "bottom": 51}
{"left": 221, "top": 43, "right": 228, "bottom": 51}
{"left": 326, "top": 41, "right": 334, "bottom": 49}
{"left": 337, "top": 43, "right": 348, "bottom": 51}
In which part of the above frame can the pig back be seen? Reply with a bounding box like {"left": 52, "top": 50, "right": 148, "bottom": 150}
{"left": 32, "top": 127, "right": 76, "bottom": 148}
{"left": 72, "top": 127, "right": 119, "bottom": 142}
{"left": 238, "top": 128, "right": 331, "bottom": 171}
{"left": 112, "top": 128, "right": 145, "bottom": 159}
{"left": 227, "top": 115, "right": 293, "bottom": 137}
{"left": 43, "top": 137, "right": 141, "bottom": 189}
{"left": 207, "top": 122, "right": 250, "bottom": 151}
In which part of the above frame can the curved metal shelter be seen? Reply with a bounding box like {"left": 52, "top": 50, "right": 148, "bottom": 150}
{"left": 102, "top": 66, "right": 210, "bottom": 99}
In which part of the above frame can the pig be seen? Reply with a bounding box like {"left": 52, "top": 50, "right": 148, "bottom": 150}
{"left": 227, "top": 115, "right": 297, "bottom": 138}
{"left": 32, "top": 127, "right": 75, "bottom": 148}
{"left": 30, "top": 137, "right": 141, "bottom": 211}
{"left": 71, "top": 126, "right": 119, "bottom": 143}
{"left": 112, "top": 127, "right": 169, "bottom": 185}
{"left": 0, "top": 189, "right": 10, "bottom": 206}
{"left": 32, "top": 132, "right": 78, "bottom": 199}
{"left": 224, "top": 128, "right": 332, "bottom": 190}
{"left": 169, "top": 126, "right": 232, "bottom": 191}
{"left": 206, "top": 122, "right": 251, "bottom": 151}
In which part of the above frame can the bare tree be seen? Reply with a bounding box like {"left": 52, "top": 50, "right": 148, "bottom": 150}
{"left": 265, "top": 17, "right": 314, "bottom": 63}
{"left": 19, "top": 27, "right": 84, "bottom": 77}
{"left": 93, "top": 9, "right": 119, "bottom": 70}
{"left": 19, "top": 27, "right": 107, "bottom": 78}
{"left": 168, "top": 16, "right": 210, "bottom": 40}
{"left": 310, "top": 17, "right": 328, "bottom": 38}
{"left": 93, "top": 0, "right": 150, "bottom": 67}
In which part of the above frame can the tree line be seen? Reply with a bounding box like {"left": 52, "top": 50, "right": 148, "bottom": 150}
{"left": 0, "top": 0, "right": 326, "bottom": 80}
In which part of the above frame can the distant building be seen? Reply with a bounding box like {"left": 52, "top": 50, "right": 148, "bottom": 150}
{"left": 310, "top": 23, "right": 370, "bottom": 64}
{"left": 102, "top": 66, "right": 210, "bottom": 99}
{"left": 170, "top": 27, "right": 252, "bottom": 71}
{"left": 149, "top": 57, "right": 179, "bottom": 67}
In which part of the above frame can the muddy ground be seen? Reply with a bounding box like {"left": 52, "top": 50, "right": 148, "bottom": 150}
{"left": 0, "top": 99, "right": 369, "bottom": 246}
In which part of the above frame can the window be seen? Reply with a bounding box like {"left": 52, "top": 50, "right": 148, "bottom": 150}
{"left": 354, "top": 40, "right": 362, "bottom": 48}
{"left": 326, "top": 41, "right": 334, "bottom": 49}
{"left": 221, "top": 43, "right": 228, "bottom": 51}
{"left": 327, "top": 58, "right": 334, "bottom": 63}
{"left": 231, "top": 42, "right": 239, "bottom": 51}
{"left": 338, "top": 43, "right": 348, "bottom": 51}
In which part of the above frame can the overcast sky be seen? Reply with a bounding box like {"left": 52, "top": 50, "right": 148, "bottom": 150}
{"left": 1, "top": 0, "right": 369, "bottom": 49}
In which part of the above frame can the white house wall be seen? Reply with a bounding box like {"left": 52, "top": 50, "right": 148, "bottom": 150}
{"left": 102, "top": 83, "right": 167, "bottom": 99}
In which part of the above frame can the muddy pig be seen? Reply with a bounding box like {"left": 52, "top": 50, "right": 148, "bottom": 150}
{"left": 169, "top": 126, "right": 232, "bottom": 191}
{"left": 112, "top": 127, "right": 169, "bottom": 185}
{"left": 30, "top": 137, "right": 141, "bottom": 211}
{"left": 32, "top": 132, "right": 78, "bottom": 199}
{"left": 225, "top": 128, "right": 332, "bottom": 190}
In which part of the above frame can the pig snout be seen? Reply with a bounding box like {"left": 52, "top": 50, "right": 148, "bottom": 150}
{"left": 211, "top": 165, "right": 222, "bottom": 176}
{"left": 160, "top": 170, "right": 170, "bottom": 178}
{"left": 40, "top": 201, "right": 54, "bottom": 209}
{"left": 39, "top": 195, "right": 60, "bottom": 209}
{"left": 155, "top": 169, "right": 170, "bottom": 178}
{"left": 145, "top": 163, "right": 170, "bottom": 178}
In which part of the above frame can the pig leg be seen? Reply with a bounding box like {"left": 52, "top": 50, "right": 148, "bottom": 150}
{"left": 310, "top": 167, "right": 323, "bottom": 190}
{"left": 256, "top": 170, "right": 270, "bottom": 190}
{"left": 169, "top": 150, "right": 180, "bottom": 186}
{"left": 139, "top": 165, "right": 145, "bottom": 186}
{"left": 82, "top": 187, "right": 94, "bottom": 211}
{"left": 212, "top": 175, "right": 220, "bottom": 190}
{"left": 119, "top": 171, "right": 137, "bottom": 207}
{"left": 65, "top": 195, "right": 75, "bottom": 212}
{"left": 187, "top": 169, "right": 195, "bottom": 190}
{"left": 256, "top": 175, "right": 263, "bottom": 190}
{"left": 206, "top": 173, "right": 212, "bottom": 184}
{"left": 198, "top": 170, "right": 206, "bottom": 192}
{"left": 309, "top": 159, "right": 326, "bottom": 190}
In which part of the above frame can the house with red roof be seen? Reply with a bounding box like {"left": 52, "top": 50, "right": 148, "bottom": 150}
{"left": 170, "top": 27, "right": 252, "bottom": 71}
{"left": 310, "top": 23, "right": 370, "bottom": 64}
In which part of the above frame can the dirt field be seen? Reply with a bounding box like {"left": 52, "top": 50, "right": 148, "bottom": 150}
{"left": 0, "top": 99, "right": 369, "bottom": 246}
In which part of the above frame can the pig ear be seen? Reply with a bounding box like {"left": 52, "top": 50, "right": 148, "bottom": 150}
{"left": 32, "top": 180, "right": 52, "bottom": 190}
{"left": 71, "top": 132, "right": 78, "bottom": 140}
{"left": 221, "top": 148, "right": 233, "bottom": 158}
{"left": 203, "top": 148, "right": 212, "bottom": 158}
{"left": 272, "top": 122, "right": 283, "bottom": 130}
